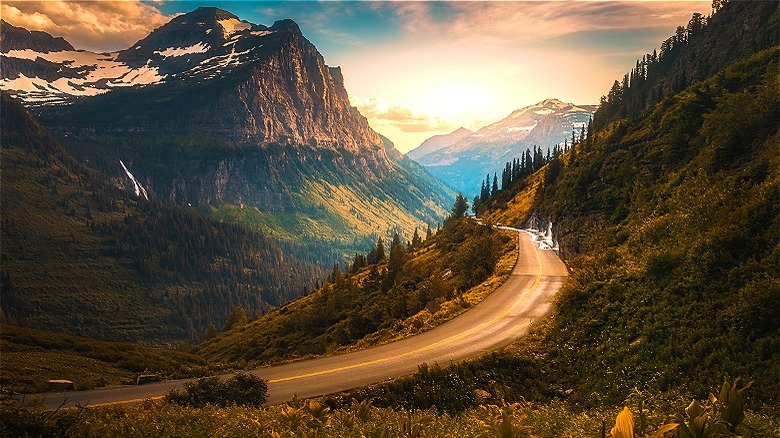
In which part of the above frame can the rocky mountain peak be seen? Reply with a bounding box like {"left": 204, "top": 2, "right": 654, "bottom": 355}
{"left": 0, "top": 20, "right": 74, "bottom": 53}
{"left": 408, "top": 98, "right": 596, "bottom": 196}
{"left": 117, "top": 7, "right": 265, "bottom": 65}
{"left": 270, "top": 19, "right": 302, "bottom": 34}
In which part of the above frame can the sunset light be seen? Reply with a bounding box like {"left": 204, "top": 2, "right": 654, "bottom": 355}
{"left": 1, "top": 0, "right": 776, "bottom": 431}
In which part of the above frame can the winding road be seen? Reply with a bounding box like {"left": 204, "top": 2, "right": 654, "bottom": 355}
{"left": 34, "top": 227, "right": 568, "bottom": 409}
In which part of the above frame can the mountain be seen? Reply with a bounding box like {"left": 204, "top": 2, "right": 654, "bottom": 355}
{"left": 407, "top": 99, "right": 595, "bottom": 197}
{"left": 0, "top": 92, "right": 325, "bottom": 342}
{"left": 479, "top": 0, "right": 779, "bottom": 404}
{"left": 0, "top": 9, "right": 454, "bottom": 259}
{"left": 0, "top": 19, "right": 73, "bottom": 53}
{"left": 407, "top": 127, "right": 473, "bottom": 159}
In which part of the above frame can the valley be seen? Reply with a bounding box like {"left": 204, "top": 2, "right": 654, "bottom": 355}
{"left": 31, "top": 226, "right": 566, "bottom": 409}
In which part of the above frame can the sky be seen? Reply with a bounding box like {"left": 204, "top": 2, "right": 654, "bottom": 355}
{"left": 2, "top": 1, "right": 711, "bottom": 152}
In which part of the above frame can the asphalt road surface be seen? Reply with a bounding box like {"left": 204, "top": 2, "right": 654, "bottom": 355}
{"left": 33, "top": 227, "right": 568, "bottom": 409}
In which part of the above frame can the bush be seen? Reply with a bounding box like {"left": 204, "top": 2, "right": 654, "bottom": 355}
{"left": 166, "top": 373, "right": 268, "bottom": 408}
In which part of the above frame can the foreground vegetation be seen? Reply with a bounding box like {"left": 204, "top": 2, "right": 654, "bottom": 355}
{"left": 2, "top": 374, "right": 776, "bottom": 437}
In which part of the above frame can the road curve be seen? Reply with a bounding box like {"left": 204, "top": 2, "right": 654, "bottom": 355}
{"left": 34, "top": 227, "right": 568, "bottom": 409}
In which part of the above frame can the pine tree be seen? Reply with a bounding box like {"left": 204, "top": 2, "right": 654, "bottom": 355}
{"left": 451, "top": 193, "right": 469, "bottom": 218}
{"left": 367, "top": 236, "right": 385, "bottom": 264}
{"left": 223, "top": 306, "right": 249, "bottom": 331}
{"left": 411, "top": 227, "right": 422, "bottom": 248}
{"left": 201, "top": 323, "right": 218, "bottom": 342}
{"left": 492, "top": 173, "right": 498, "bottom": 195}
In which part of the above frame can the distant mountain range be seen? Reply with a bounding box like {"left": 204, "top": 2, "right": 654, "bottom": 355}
{"left": 407, "top": 99, "right": 595, "bottom": 197}
{"left": 0, "top": 8, "right": 454, "bottom": 259}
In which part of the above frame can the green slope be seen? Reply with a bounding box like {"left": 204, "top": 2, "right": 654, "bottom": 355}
{"left": 483, "top": 47, "right": 779, "bottom": 404}
{"left": 1, "top": 93, "right": 324, "bottom": 343}
{"left": 196, "top": 217, "right": 514, "bottom": 366}
{"left": 0, "top": 324, "right": 208, "bottom": 393}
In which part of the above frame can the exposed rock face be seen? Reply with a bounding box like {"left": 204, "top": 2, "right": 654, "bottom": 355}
{"left": 13, "top": 8, "right": 385, "bottom": 154}
{"left": 0, "top": 20, "right": 73, "bottom": 53}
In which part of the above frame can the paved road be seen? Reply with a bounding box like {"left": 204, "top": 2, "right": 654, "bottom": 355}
{"left": 34, "top": 227, "right": 568, "bottom": 409}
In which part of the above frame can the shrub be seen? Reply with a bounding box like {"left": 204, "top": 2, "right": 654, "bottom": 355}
{"left": 166, "top": 372, "right": 267, "bottom": 408}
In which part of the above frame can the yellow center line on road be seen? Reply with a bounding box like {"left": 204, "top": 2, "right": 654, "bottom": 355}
{"left": 87, "top": 395, "right": 166, "bottom": 408}
{"left": 267, "top": 231, "right": 545, "bottom": 384}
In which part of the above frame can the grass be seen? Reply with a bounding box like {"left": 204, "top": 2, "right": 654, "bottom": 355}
{"left": 0, "top": 325, "right": 210, "bottom": 393}
{"left": 341, "top": 230, "right": 517, "bottom": 353}
{"left": 5, "top": 391, "right": 777, "bottom": 437}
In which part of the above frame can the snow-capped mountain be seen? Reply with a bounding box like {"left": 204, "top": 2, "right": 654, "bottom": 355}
{"left": 407, "top": 99, "right": 596, "bottom": 196}
{"left": 0, "top": 8, "right": 454, "bottom": 251}
{"left": 0, "top": 9, "right": 286, "bottom": 106}
{"left": 407, "top": 127, "right": 474, "bottom": 161}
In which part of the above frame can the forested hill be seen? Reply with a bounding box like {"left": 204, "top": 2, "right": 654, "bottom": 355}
{"left": 593, "top": 0, "right": 778, "bottom": 130}
{"left": 196, "top": 214, "right": 514, "bottom": 366}
{"left": 0, "top": 93, "right": 325, "bottom": 343}
{"left": 479, "top": 1, "right": 779, "bottom": 404}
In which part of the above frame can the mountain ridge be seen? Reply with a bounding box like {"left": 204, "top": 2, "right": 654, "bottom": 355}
{"left": 407, "top": 98, "right": 595, "bottom": 197}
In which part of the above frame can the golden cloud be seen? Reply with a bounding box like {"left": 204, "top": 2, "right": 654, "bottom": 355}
{"left": 352, "top": 96, "right": 460, "bottom": 134}
{"left": 1, "top": 1, "right": 173, "bottom": 52}
{"left": 391, "top": 1, "right": 711, "bottom": 45}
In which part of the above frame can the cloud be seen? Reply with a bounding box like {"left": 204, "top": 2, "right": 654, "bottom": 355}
{"left": 352, "top": 96, "right": 461, "bottom": 134}
{"left": 389, "top": 1, "right": 711, "bottom": 45}
{"left": 1, "top": 1, "right": 173, "bottom": 52}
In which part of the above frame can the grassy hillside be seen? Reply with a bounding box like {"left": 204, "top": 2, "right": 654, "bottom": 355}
{"left": 196, "top": 217, "right": 515, "bottom": 365}
{"left": 0, "top": 325, "right": 209, "bottom": 393}
{"left": 0, "top": 93, "right": 324, "bottom": 343}
{"left": 46, "top": 131, "right": 454, "bottom": 265}
{"left": 477, "top": 47, "right": 779, "bottom": 405}
{"left": 5, "top": 378, "right": 776, "bottom": 437}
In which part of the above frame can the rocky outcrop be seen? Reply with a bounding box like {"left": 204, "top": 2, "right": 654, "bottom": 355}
{"left": 0, "top": 20, "right": 73, "bottom": 53}
{"left": 30, "top": 9, "right": 385, "bottom": 156}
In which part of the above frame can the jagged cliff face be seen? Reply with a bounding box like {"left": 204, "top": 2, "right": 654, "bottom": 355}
{"left": 1, "top": 8, "right": 452, "bottom": 250}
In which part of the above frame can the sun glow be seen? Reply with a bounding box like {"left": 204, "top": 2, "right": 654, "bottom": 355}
{"left": 413, "top": 83, "right": 496, "bottom": 121}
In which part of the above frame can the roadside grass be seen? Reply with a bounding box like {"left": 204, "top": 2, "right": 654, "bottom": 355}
{"left": 0, "top": 325, "right": 210, "bottom": 393}
{"left": 342, "top": 230, "right": 517, "bottom": 353}
{"left": 7, "top": 389, "right": 776, "bottom": 437}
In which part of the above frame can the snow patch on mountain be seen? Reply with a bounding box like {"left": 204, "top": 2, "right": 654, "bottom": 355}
{"left": 1, "top": 48, "right": 167, "bottom": 104}
{"left": 0, "top": 15, "right": 281, "bottom": 105}
{"left": 155, "top": 42, "right": 210, "bottom": 58}
{"left": 407, "top": 98, "right": 596, "bottom": 196}
{"left": 218, "top": 18, "right": 251, "bottom": 37}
